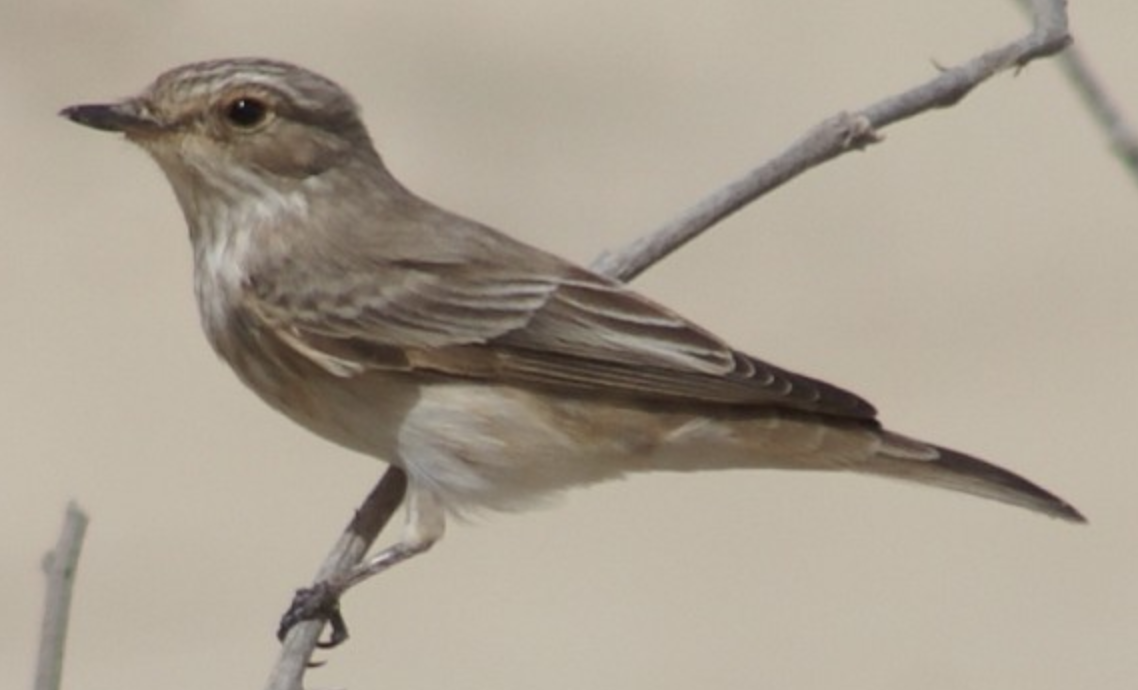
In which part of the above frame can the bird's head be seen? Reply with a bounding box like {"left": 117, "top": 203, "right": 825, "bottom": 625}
{"left": 62, "top": 58, "right": 380, "bottom": 204}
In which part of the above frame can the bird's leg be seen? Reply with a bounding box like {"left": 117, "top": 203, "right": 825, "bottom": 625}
{"left": 278, "top": 487, "right": 446, "bottom": 647}
{"left": 341, "top": 487, "right": 446, "bottom": 589}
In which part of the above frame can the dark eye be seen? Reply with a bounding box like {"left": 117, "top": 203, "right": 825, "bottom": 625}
{"left": 224, "top": 97, "right": 269, "bottom": 128}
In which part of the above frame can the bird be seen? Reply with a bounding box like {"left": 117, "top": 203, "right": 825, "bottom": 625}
{"left": 61, "top": 57, "right": 1083, "bottom": 634}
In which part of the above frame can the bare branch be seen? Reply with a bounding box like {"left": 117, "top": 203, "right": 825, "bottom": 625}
{"left": 35, "top": 502, "right": 89, "bottom": 690}
{"left": 266, "top": 1, "right": 1074, "bottom": 685}
{"left": 1010, "top": 0, "right": 1138, "bottom": 183}
{"left": 1054, "top": 43, "right": 1138, "bottom": 182}
{"left": 266, "top": 469, "right": 407, "bottom": 690}
{"left": 592, "top": 0, "right": 1071, "bottom": 282}
{"left": 589, "top": 114, "right": 878, "bottom": 282}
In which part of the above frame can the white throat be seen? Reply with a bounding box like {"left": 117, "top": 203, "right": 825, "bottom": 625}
{"left": 188, "top": 180, "right": 309, "bottom": 343}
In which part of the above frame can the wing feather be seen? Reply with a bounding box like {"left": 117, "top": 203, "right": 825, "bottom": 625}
{"left": 244, "top": 229, "right": 876, "bottom": 420}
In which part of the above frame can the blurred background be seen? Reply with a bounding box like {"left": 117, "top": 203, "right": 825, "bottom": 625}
{"left": 4, "top": 2, "right": 1136, "bottom": 689}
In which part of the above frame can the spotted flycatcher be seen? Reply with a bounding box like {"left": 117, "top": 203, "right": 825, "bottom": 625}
{"left": 61, "top": 58, "right": 1083, "bottom": 589}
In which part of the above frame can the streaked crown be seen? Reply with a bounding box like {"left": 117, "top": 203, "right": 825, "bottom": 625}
{"left": 65, "top": 58, "right": 380, "bottom": 190}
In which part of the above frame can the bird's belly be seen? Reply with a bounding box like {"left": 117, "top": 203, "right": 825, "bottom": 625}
{"left": 220, "top": 332, "right": 863, "bottom": 515}
{"left": 215, "top": 329, "right": 423, "bottom": 464}
{"left": 393, "top": 384, "right": 650, "bottom": 513}
{"left": 393, "top": 383, "right": 812, "bottom": 514}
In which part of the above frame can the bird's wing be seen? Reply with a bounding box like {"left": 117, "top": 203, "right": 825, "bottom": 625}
{"left": 244, "top": 240, "right": 877, "bottom": 420}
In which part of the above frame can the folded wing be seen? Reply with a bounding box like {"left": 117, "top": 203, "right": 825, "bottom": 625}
{"left": 245, "top": 227, "right": 876, "bottom": 420}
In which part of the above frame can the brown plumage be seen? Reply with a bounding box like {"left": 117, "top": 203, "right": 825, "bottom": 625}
{"left": 61, "top": 58, "right": 1083, "bottom": 590}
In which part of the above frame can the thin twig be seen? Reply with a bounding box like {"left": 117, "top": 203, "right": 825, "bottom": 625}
{"left": 35, "top": 501, "right": 89, "bottom": 690}
{"left": 267, "top": 1, "right": 1073, "bottom": 687}
{"left": 592, "top": 0, "right": 1071, "bottom": 282}
{"left": 266, "top": 469, "right": 407, "bottom": 687}
{"left": 1056, "top": 45, "right": 1138, "bottom": 181}
{"left": 1011, "top": 0, "right": 1138, "bottom": 184}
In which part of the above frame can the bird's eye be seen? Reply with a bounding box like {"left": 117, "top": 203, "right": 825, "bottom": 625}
{"left": 224, "top": 97, "right": 269, "bottom": 128}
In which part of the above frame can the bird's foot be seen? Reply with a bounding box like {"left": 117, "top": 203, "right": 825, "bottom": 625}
{"left": 277, "top": 581, "right": 350, "bottom": 650}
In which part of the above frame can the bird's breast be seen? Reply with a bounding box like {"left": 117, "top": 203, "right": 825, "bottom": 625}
{"left": 193, "top": 235, "right": 252, "bottom": 356}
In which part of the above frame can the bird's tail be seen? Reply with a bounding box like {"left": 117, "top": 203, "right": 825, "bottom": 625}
{"left": 646, "top": 412, "right": 1083, "bottom": 522}
{"left": 858, "top": 430, "right": 1085, "bottom": 523}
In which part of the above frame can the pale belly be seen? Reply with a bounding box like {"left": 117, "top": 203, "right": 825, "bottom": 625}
{"left": 221, "top": 333, "right": 870, "bottom": 515}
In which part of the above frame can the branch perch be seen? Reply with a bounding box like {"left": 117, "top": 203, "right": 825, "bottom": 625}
{"left": 592, "top": 0, "right": 1070, "bottom": 282}
{"left": 266, "top": 2, "right": 1072, "bottom": 687}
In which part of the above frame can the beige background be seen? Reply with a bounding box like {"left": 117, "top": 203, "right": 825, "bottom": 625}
{"left": 5, "top": 2, "right": 1137, "bottom": 689}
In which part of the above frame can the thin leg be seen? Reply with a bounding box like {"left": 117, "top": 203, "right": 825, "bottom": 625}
{"left": 277, "top": 485, "right": 446, "bottom": 647}
{"left": 339, "top": 487, "right": 446, "bottom": 589}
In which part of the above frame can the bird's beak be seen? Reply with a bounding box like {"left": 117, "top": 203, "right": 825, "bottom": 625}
{"left": 59, "top": 100, "right": 162, "bottom": 136}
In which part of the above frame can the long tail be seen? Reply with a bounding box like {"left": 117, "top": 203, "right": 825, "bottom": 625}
{"left": 862, "top": 431, "right": 1085, "bottom": 523}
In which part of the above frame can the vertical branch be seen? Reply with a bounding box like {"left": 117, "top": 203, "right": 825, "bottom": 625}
{"left": 35, "top": 502, "right": 89, "bottom": 690}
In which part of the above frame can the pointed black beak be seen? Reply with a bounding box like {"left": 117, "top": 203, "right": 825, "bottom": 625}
{"left": 59, "top": 101, "right": 161, "bottom": 134}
